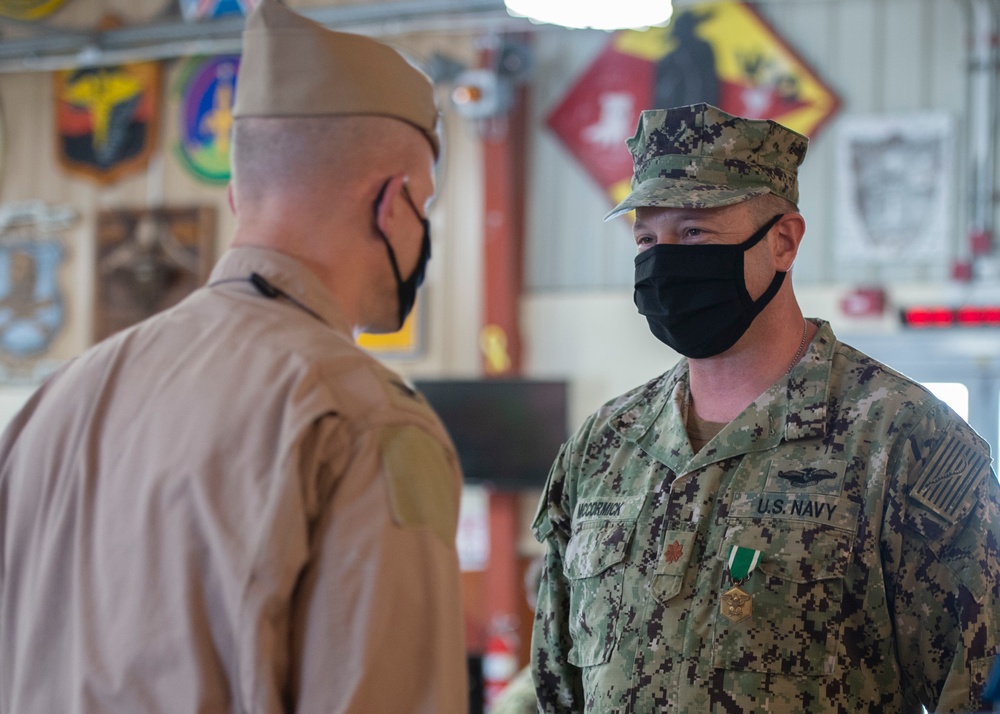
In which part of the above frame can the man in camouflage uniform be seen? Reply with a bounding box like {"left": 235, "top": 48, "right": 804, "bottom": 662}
{"left": 530, "top": 103, "right": 1000, "bottom": 713}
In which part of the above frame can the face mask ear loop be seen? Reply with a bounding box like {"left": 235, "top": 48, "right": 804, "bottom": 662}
{"left": 741, "top": 213, "right": 785, "bottom": 251}
{"left": 400, "top": 184, "right": 430, "bottom": 230}
{"left": 751, "top": 270, "right": 786, "bottom": 313}
{"left": 401, "top": 185, "right": 433, "bottom": 266}
{"left": 744, "top": 212, "right": 788, "bottom": 316}
{"left": 373, "top": 178, "right": 406, "bottom": 286}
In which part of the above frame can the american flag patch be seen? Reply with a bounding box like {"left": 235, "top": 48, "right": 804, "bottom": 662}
{"left": 911, "top": 435, "right": 990, "bottom": 523}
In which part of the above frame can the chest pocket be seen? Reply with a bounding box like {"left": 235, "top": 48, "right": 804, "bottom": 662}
{"left": 711, "top": 521, "right": 853, "bottom": 677}
{"left": 563, "top": 504, "right": 639, "bottom": 668}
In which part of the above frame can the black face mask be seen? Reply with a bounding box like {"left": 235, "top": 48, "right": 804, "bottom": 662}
{"left": 633, "top": 213, "right": 785, "bottom": 359}
{"left": 374, "top": 180, "right": 432, "bottom": 329}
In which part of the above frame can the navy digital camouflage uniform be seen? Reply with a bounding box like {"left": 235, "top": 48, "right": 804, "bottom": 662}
{"left": 532, "top": 320, "right": 1000, "bottom": 713}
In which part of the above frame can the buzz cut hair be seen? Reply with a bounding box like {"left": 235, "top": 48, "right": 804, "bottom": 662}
{"left": 750, "top": 192, "right": 799, "bottom": 224}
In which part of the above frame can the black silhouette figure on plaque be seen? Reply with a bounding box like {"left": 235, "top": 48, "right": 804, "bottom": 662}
{"left": 653, "top": 10, "right": 720, "bottom": 110}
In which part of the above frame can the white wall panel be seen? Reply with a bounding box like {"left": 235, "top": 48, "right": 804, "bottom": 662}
{"left": 525, "top": 28, "right": 637, "bottom": 291}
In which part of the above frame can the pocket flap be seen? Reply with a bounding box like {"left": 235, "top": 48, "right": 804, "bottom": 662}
{"left": 565, "top": 520, "right": 635, "bottom": 579}
{"left": 717, "top": 522, "right": 852, "bottom": 584}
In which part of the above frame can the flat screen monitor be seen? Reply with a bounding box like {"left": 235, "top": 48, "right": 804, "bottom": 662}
{"left": 415, "top": 379, "right": 568, "bottom": 490}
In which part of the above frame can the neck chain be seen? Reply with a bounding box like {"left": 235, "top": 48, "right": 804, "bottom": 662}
{"left": 784, "top": 320, "right": 809, "bottom": 377}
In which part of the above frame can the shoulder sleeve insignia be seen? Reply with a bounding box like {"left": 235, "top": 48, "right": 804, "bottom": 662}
{"left": 379, "top": 425, "right": 458, "bottom": 543}
{"left": 911, "top": 432, "right": 991, "bottom": 524}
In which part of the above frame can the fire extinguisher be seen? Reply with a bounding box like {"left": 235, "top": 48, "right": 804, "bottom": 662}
{"left": 482, "top": 615, "right": 519, "bottom": 711}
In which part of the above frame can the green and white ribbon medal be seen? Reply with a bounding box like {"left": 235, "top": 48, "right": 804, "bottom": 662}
{"left": 727, "top": 545, "right": 761, "bottom": 584}
{"left": 721, "top": 546, "right": 761, "bottom": 623}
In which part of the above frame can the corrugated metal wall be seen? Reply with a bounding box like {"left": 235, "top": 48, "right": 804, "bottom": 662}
{"left": 525, "top": 0, "right": 973, "bottom": 290}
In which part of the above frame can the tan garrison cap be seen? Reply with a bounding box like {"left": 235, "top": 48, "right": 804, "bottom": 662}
{"left": 233, "top": 0, "right": 441, "bottom": 157}
{"left": 605, "top": 103, "right": 808, "bottom": 220}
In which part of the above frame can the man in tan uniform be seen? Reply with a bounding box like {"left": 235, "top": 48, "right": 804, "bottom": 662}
{"left": 0, "top": 2, "right": 467, "bottom": 712}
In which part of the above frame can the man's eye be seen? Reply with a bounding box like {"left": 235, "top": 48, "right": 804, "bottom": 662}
{"left": 635, "top": 235, "right": 655, "bottom": 246}
{"left": 684, "top": 227, "right": 704, "bottom": 238}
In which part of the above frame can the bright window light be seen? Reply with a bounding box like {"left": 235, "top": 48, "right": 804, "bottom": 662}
{"left": 923, "top": 382, "right": 969, "bottom": 421}
{"left": 504, "top": 0, "right": 672, "bottom": 30}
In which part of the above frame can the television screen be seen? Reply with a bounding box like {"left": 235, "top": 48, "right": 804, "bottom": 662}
{"left": 414, "top": 379, "right": 568, "bottom": 490}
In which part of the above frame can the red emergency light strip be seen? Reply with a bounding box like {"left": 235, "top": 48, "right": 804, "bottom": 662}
{"left": 901, "top": 306, "right": 1000, "bottom": 328}
{"left": 957, "top": 306, "right": 1000, "bottom": 325}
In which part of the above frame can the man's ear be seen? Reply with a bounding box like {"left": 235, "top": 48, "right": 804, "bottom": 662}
{"left": 373, "top": 174, "right": 409, "bottom": 236}
{"left": 771, "top": 212, "right": 806, "bottom": 271}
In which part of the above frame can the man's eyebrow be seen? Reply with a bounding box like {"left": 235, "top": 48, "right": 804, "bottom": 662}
{"left": 633, "top": 211, "right": 717, "bottom": 230}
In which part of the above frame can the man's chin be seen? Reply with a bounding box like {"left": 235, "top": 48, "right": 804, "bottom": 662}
{"left": 358, "top": 318, "right": 403, "bottom": 336}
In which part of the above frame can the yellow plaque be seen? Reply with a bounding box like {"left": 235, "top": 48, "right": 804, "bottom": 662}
{"left": 357, "top": 300, "right": 420, "bottom": 355}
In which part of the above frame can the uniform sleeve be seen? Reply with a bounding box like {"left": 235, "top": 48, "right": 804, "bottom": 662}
{"left": 0, "top": 364, "right": 70, "bottom": 601}
{"left": 531, "top": 442, "right": 584, "bottom": 713}
{"left": 886, "top": 404, "right": 1000, "bottom": 713}
{"left": 289, "top": 414, "right": 467, "bottom": 714}
{"left": 489, "top": 666, "right": 539, "bottom": 714}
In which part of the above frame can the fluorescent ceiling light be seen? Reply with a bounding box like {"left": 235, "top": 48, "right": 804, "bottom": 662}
{"left": 504, "top": 0, "right": 672, "bottom": 30}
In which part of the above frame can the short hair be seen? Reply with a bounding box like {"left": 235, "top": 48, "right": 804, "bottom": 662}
{"left": 749, "top": 192, "right": 798, "bottom": 225}
{"left": 231, "top": 115, "right": 431, "bottom": 207}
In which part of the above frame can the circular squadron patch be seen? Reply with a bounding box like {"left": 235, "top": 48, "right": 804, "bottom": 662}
{"left": 174, "top": 55, "right": 239, "bottom": 184}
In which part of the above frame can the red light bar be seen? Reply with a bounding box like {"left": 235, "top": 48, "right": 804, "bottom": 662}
{"left": 901, "top": 306, "right": 1000, "bottom": 328}
{"left": 957, "top": 306, "right": 1000, "bottom": 326}
{"left": 901, "top": 307, "right": 955, "bottom": 328}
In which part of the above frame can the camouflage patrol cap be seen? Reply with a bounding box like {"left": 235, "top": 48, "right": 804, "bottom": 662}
{"left": 604, "top": 103, "right": 808, "bottom": 220}
{"left": 233, "top": 0, "right": 440, "bottom": 157}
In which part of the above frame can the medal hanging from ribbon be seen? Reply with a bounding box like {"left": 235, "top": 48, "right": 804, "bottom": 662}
{"left": 721, "top": 545, "right": 761, "bottom": 623}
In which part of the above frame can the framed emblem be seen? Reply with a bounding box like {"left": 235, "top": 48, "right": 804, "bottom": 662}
{"left": 175, "top": 55, "right": 239, "bottom": 185}
{"left": 179, "top": 0, "right": 258, "bottom": 21}
{"left": 835, "top": 113, "right": 953, "bottom": 264}
{"left": 0, "top": 241, "right": 64, "bottom": 356}
{"left": 54, "top": 62, "right": 162, "bottom": 185}
{"left": 0, "top": 201, "right": 76, "bottom": 381}
{"left": 0, "top": 0, "right": 68, "bottom": 20}
{"left": 94, "top": 206, "right": 216, "bottom": 341}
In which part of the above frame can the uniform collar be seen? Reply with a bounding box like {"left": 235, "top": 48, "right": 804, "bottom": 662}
{"left": 208, "top": 246, "right": 353, "bottom": 336}
{"left": 610, "top": 319, "right": 836, "bottom": 474}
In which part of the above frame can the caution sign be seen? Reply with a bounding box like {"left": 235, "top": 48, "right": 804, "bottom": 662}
{"left": 547, "top": 0, "right": 840, "bottom": 208}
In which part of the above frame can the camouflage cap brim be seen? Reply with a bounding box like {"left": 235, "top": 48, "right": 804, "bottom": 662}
{"left": 604, "top": 178, "right": 772, "bottom": 221}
